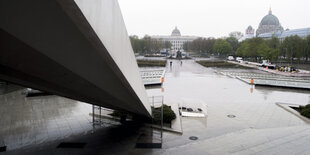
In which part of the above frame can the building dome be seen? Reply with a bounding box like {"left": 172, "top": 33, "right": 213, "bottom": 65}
{"left": 171, "top": 27, "right": 181, "bottom": 36}
{"left": 260, "top": 13, "right": 280, "bottom": 26}
{"left": 256, "top": 9, "right": 283, "bottom": 36}
{"left": 246, "top": 25, "right": 254, "bottom": 35}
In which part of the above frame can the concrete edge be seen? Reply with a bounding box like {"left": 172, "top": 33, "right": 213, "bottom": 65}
{"left": 235, "top": 76, "right": 253, "bottom": 85}
{"left": 90, "top": 112, "right": 183, "bottom": 135}
{"left": 276, "top": 102, "right": 310, "bottom": 124}
{"left": 255, "top": 83, "right": 310, "bottom": 90}
{"left": 89, "top": 113, "right": 121, "bottom": 122}
{"left": 145, "top": 124, "right": 183, "bottom": 135}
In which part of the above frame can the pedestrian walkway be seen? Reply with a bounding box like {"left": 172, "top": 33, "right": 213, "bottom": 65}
{"left": 141, "top": 59, "right": 310, "bottom": 154}
{"left": 2, "top": 59, "right": 310, "bottom": 154}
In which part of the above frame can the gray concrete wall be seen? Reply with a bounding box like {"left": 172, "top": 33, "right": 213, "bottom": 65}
{"left": 0, "top": 0, "right": 151, "bottom": 117}
{"left": 74, "top": 0, "right": 151, "bottom": 116}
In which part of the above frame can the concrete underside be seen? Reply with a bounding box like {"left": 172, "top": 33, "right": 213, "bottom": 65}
{"left": 0, "top": 0, "right": 151, "bottom": 117}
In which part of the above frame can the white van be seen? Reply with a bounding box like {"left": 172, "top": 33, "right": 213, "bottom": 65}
{"left": 236, "top": 57, "right": 243, "bottom": 63}
{"left": 227, "top": 56, "right": 234, "bottom": 61}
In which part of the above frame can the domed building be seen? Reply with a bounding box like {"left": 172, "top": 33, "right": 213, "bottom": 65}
{"left": 256, "top": 9, "right": 284, "bottom": 36}
{"left": 152, "top": 27, "right": 198, "bottom": 55}
{"left": 171, "top": 27, "right": 181, "bottom": 36}
{"left": 251, "top": 9, "right": 310, "bottom": 40}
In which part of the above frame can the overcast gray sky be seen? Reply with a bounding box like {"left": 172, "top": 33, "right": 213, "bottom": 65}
{"left": 118, "top": 0, "right": 310, "bottom": 38}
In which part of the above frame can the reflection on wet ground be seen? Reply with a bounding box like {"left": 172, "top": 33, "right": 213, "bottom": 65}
{"left": 1, "top": 59, "right": 310, "bottom": 154}
{"left": 0, "top": 89, "right": 125, "bottom": 154}
{"left": 142, "top": 59, "right": 310, "bottom": 154}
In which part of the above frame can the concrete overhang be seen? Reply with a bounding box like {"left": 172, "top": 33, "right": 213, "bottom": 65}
{"left": 0, "top": 0, "right": 151, "bottom": 117}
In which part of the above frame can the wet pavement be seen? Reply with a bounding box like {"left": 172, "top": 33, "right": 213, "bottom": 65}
{"left": 0, "top": 89, "right": 127, "bottom": 154}
{"left": 139, "top": 59, "right": 310, "bottom": 154}
{"left": 1, "top": 59, "right": 310, "bottom": 154}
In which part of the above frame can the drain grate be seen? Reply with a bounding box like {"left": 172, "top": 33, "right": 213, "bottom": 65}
{"left": 0, "top": 146, "right": 7, "bottom": 152}
{"left": 57, "top": 142, "right": 86, "bottom": 149}
{"left": 227, "top": 114, "right": 236, "bottom": 118}
{"left": 189, "top": 136, "right": 198, "bottom": 140}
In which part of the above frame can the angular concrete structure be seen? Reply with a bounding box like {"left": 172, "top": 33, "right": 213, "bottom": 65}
{"left": 0, "top": 0, "right": 151, "bottom": 117}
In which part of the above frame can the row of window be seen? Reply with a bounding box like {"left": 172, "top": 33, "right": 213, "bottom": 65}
{"left": 258, "top": 28, "right": 310, "bottom": 39}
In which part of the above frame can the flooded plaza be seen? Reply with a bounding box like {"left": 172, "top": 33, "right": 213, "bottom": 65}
{"left": 143, "top": 59, "right": 310, "bottom": 154}
{"left": 1, "top": 59, "right": 310, "bottom": 154}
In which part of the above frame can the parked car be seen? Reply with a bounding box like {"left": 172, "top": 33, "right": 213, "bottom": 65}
{"left": 187, "top": 108, "right": 193, "bottom": 112}
{"left": 236, "top": 57, "right": 243, "bottom": 63}
{"left": 227, "top": 56, "right": 234, "bottom": 61}
{"left": 261, "top": 60, "right": 276, "bottom": 69}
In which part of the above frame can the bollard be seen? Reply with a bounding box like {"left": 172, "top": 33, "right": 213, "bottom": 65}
{"left": 251, "top": 78, "right": 254, "bottom": 84}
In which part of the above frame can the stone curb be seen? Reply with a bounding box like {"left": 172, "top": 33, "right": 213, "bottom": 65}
{"left": 276, "top": 102, "right": 310, "bottom": 124}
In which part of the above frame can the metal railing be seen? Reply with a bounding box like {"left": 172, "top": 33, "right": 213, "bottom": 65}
{"left": 149, "top": 96, "right": 164, "bottom": 144}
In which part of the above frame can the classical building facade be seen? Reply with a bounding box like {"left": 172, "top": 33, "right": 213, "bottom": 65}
{"left": 256, "top": 9, "right": 284, "bottom": 36}
{"left": 152, "top": 27, "right": 198, "bottom": 55}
